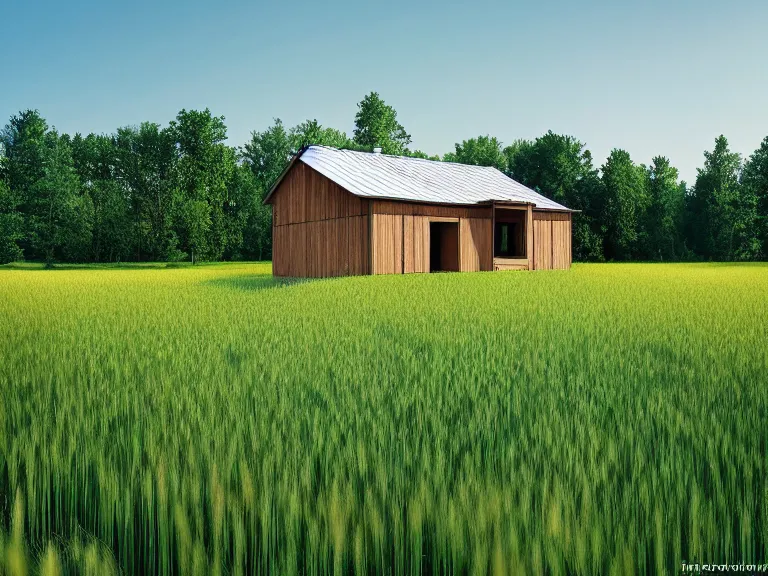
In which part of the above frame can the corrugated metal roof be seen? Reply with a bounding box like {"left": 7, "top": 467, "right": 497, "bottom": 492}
{"left": 284, "top": 145, "right": 570, "bottom": 211}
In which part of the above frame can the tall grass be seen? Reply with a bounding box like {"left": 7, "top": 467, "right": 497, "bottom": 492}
{"left": 0, "top": 262, "right": 766, "bottom": 574}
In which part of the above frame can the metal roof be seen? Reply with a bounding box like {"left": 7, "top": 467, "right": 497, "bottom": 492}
{"left": 265, "top": 145, "right": 571, "bottom": 211}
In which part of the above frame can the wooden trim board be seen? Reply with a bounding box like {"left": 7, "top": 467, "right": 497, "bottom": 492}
{"left": 427, "top": 216, "right": 460, "bottom": 223}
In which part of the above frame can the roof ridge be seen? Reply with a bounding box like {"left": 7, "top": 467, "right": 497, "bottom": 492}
{"left": 306, "top": 144, "right": 500, "bottom": 171}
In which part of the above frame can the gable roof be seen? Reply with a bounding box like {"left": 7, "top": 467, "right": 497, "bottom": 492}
{"left": 264, "top": 145, "right": 571, "bottom": 211}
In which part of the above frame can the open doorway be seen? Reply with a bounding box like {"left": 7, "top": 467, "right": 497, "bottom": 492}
{"left": 429, "top": 221, "right": 459, "bottom": 272}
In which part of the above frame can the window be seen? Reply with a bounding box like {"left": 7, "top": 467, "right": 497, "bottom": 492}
{"left": 494, "top": 222, "right": 524, "bottom": 258}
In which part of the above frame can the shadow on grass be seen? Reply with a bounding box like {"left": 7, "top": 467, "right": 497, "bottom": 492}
{"left": 206, "top": 274, "right": 314, "bottom": 292}
{"left": 0, "top": 261, "right": 271, "bottom": 271}
{"left": 0, "top": 262, "right": 189, "bottom": 271}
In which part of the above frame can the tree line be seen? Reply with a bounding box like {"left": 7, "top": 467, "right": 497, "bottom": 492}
{"left": 1, "top": 92, "right": 767, "bottom": 265}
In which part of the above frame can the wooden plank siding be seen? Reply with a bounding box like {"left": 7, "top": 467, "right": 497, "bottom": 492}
{"left": 494, "top": 258, "right": 529, "bottom": 271}
{"left": 271, "top": 163, "right": 369, "bottom": 277}
{"left": 460, "top": 218, "right": 493, "bottom": 272}
{"left": 272, "top": 162, "right": 367, "bottom": 226}
{"left": 372, "top": 213, "right": 403, "bottom": 275}
{"left": 532, "top": 211, "right": 572, "bottom": 270}
{"left": 272, "top": 215, "right": 369, "bottom": 277}
{"left": 372, "top": 200, "right": 492, "bottom": 220}
{"left": 372, "top": 202, "right": 492, "bottom": 274}
{"left": 269, "top": 162, "right": 571, "bottom": 277}
{"left": 526, "top": 205, "right": 534, "bottom": 270}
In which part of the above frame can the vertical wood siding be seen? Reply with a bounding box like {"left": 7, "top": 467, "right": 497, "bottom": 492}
{"left": 526, "top": 205, "right": 534, "bottom": 270}
{"left": 272, "top": 177, "right": 570, "bottom": 277}
{"left": 533, "top": 211, "right": 572, "bottom": 270}
{"left": 272, "top": 215, "right": 369, "bottom": 277}
{"left": 271, "top": 163, "right": 369, "bottom": 277}
{"left": 372, "top": 202, "right": 492, "bottom": 274}
{"left": 372, "top": 201, "right": 492, "bottom": 219}
{"left": 459, "top": 218, "right": 493, "bottom": 272}
{"left": 372, "top": 213, "right": 404, "bottom": 274}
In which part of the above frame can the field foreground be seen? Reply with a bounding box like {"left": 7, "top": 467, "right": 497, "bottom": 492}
{"left": 0, "top": 262, "right": 767, "bottom": 574}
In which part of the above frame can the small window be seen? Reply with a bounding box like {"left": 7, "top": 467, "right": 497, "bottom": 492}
{"left": 494, "top": 222, "right": 524, "bottom": 257}
{"left": 500, "top": 225, "right": 509, "bottom": 254}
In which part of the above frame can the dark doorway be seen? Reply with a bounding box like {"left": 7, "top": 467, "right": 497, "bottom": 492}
{"left": 429, "top": 222, "right": 459, "bottom": 272}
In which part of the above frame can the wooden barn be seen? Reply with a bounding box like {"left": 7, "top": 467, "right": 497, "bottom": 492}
{"left": 264, "top": 146, "right": 574, "bottom": 277}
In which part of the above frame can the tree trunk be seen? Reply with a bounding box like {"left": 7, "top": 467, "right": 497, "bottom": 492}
{"left": 45, "top": 248, "right": 54, "bottom": 269}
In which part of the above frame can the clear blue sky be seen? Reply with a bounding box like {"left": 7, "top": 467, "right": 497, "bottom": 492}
{"left": 1, "top": 0, "right": 765, "bottom": 182}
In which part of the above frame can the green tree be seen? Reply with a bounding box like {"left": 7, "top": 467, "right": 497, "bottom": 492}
{"left": 506, "top": 132, "right": 598, "bottom": 209}
{"left": 168, "top": 109, "right": 236, "bottom": 262}
{"left": 0, "top": 110, "right": 48, "bottom": 200}
{"left": 26, "top": 131, "right": 92, "bottom": 266}
{"left": 502, "top": 139, "right": 534, "bottom": 178}
{"left": 741, "top": 136, "right": 768, "bottom": 258}
{"left": 220, "top": 163, "right": 257, "bottom": 260}
{"left": 600, "top": 149, "right": 648, "bottom": 260}
{"left": 114, "top": 123, "right": 177, "bottom": 261}
{"left": 241, "top": 118, "right": 306, "bottom": 261}
{"left": 353, "top": 92, "right": 411, "bottom": 155}
{"left": 642, "top": 156, "right": 686, "bottom": 260}
{"left": 0, "top": 177, "right": 24, "bottom": 263}
{"left": 242, "top": 119, "right": 292, "bottom": 194}
{"left": 687, "top": 136, "right": 756, "bottom": 260}
{"left": 504, "top": 132, "right": 604, "bottom": 260}
{"left": 289, "top": 119, "right": 352, "bottom": 151}
{"left": 408, "top": 150, "right": 441, "bottom": 161}
{"left": 1, "top": 110, "right": 48, "bottom": 259}
{"left": 238, "top": 166, "right": 272, "bottom": 261}
{"left": 446, "top": 135, "right": 506, "bottom": 170}
{"left": 2, "top": 112, "right": 93, "bottom": 265}
{"left": 182, "top": 199, "right": 210, "bottom": 265}
{"left": 71, "top": 133, "right": 131, "bottom": 262}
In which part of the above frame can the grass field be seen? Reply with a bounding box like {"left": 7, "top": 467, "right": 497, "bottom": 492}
{"left": 0, "top": 262, "right": 767, "bottom": 575}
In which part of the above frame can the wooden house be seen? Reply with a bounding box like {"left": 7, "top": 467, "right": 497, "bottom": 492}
{"left": 264, "top": 146, "right": 573, "bottom": 277}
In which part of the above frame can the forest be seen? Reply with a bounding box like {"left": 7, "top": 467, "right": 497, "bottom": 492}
{"left": 1, "top": 91, "right": 767, "bottom": 266}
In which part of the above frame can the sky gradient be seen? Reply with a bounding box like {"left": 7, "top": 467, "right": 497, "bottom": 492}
{"left": 1, "top": 0, "right": 766, "bottom": 182}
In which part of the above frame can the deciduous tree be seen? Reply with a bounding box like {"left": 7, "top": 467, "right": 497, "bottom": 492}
{"left": 687, "top": 136, "right": 757, "bottom": 260}
{"left": 243, "top": 119, "right": 292, "bottom": 195}
{"left": 290, "top": 119, "right": 352, "bottom": 151}
{"left": 741, "top": 136, "right": 768, "bottom": 258}
{"left": 26, "top": 131, "right": 91, "bottom": 266}
{"left": 114, "top": 123, "right": 177, "bottom": 260}
{"left": 168, "top": 109, "right": 235, "bottom": 261}
{"left": 0, "top": 177, "right": 23, "bottom": 263}
{"left": 1, "top": 110, "right": 49, "bottom": 259}
{"left": 642, "top": 156, "right": 686, "bottom": 260}
{"left": 446, "top": 135, "right": 506, "bottom": 170}
{"left": 600, "top": 149, "right": 649, "bottom": 260}
{"left": 504, "top": 132, "right": 604, "bottom": 260}
{"left": 353, "top": 92, "right": 411, "bottom": 155}
{"left": 71, "top": 133, "right": 131, "bottom": 262}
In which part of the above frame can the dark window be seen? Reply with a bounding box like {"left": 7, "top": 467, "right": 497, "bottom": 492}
{"left": 494, "top": 222, "right": 524, "bottom": 257}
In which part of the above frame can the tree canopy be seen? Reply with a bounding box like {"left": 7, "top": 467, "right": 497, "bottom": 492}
{"left": 353, "top": 92, "right": 411, "bottom": 155}
{"left": 1, "top": 97, "right": 766, "bottom": 265}
{"left": 444, "top": 136, "right": 506, "bottom": 170}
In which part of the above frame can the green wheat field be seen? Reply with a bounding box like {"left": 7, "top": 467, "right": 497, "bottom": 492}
{"left": 0, "top": 262, "right": 767, "bottom": 575}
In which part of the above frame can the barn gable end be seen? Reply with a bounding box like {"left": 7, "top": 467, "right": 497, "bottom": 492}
{"left": 270, "top": 162, "right": 369, "bottom": 277}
